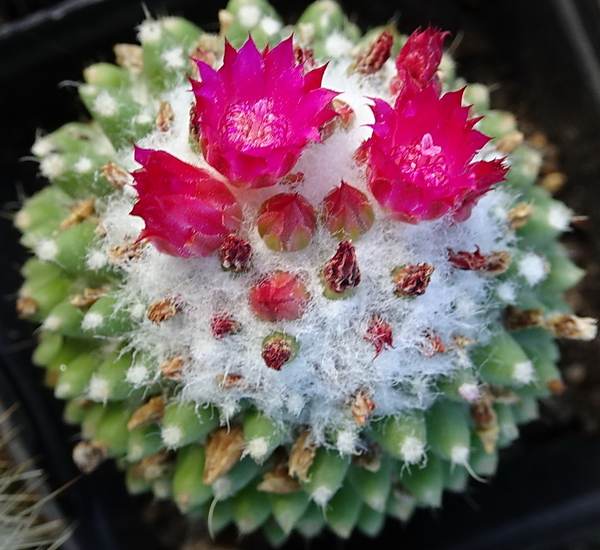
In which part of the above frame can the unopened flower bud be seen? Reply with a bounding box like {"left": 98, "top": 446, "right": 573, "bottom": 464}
{"left": 249, "top": 271, "right": 309, "bottom": 322}
{"left": 257, "top": 193, "right": 317, "bottom": 252}
{"left": 322, "top": 181, "right": 374, "bottom": 241}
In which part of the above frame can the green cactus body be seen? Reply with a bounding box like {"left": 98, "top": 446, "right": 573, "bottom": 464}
{"left": 16, "top": 0, "right": 595, "bottom": 542}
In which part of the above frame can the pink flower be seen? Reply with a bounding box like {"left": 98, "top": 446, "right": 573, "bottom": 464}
{"left": 391, "top": 27, "right": 449, "bottom": 99}
{"left": 130, "top": 147, "right": 242, "bottom": 258}
{"left": 191, "top": 36, "right": 339, "bottom": 189}
{"left": 363, "top": 86, "right": 507, "bottom": 224}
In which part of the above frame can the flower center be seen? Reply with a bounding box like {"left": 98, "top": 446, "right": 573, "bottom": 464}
{"left": 395, "top": 133, "right": 449, "bottom": 187}
{"left": 221, "top": 98, "right": 289, "bottom": 151}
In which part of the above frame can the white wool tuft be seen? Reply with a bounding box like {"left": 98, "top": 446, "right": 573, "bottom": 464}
{"left": 238, "top": 5, "right": 261, "bottom": 28}
{"left": 517, "top": 252, "right": 547, "bottom": 286}
{"left": 513, "top": 361, "right": 536, "bottom": 385}
{"left": 93, "top": 91, "right": 118, "bottom": 117}
{"left": 40, "top": 155, "right": 64, "bottom": 179}
{"left": 35, "top": 239, "right": 58, "bottom": 262}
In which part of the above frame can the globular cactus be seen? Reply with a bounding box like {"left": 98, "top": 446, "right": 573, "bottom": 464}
{"left": 15, "top": 0, "right": 597, "bottom": 544}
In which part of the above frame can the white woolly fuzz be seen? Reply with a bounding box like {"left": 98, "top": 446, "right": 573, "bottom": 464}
{"left": 81, "top": 312, "right": 103, "bottom": 331}
{"left": 517, "top": 253, "right": 547, "bottom": 286}
{"left": 238, "top": 5, "right": 261, "bottom": 28}
{"left": 324, "top": 32, "right": 354, "bottom": 58}
{"left": 450, "top": 445, "right": 470, "bottom": 465}
{"left": 32, "top": 135, "right": 54, "bottom": 157}
{"left": 496, "top": 281, "right": 517, "bottom": 304}
{"left": 401, "top": 437, "right": 426, "bottom": 464}
{"left": 513, "top": 361, "right": 536, "bottom": 385}
{"left": 161, "top": 426, "right": 183, "bottom": 448}
{"left": 126, "top": 364, "right": 150, "bottom": 385}
{"left": 87, "top": 375, "right": 110, "bottom": 402}
{"left": 35, "top": 239, "right": 58, "bottom": 262}
{"left": 73, "top": 157, "right": 93, "bottom": 174}
{"left": 311, "top": 486, "right": 334, "bottom": 507}
{"left": 54, "top": 383, "right": 71, "bottom": 398}
{"left": 138, "top": 20, "right": 162, "bottom": 44}
{"left": 90, "top": 49, "right": 525, "bottom": 449}
{"left": 457, "top": 383, "right": 480, "bottom": 403}
{"left": 93, "top": 91, "right": 118, "bottom": 117}
{"left": 161, "top": 47, "right": 185, "bottom": 69}
{"left": 246, "top": 438, "right": 269, "bottom": 462}
{"left": 40, "top": 155, "right": 64, "bottom": 179}
{"left": 548, "top": 203, "right": 572, "bottom": 231}
{"left": 260, "top": 16, "right": 282, "bottom": 36}
{"left": 86, "top": 250, "right": 108, "bottom": 270}
{"left": 42, "top": 315, "right": 62, "bottom": 331}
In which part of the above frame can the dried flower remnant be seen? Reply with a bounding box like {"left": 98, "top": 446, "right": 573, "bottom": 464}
{"left": 354, "top": 30, "right": 394, "bottom": 75}
{"left": 365, "top": 316, "right": 394, "bottom": 358}
{"left": 203, "top": 426, "right": 245, "bottom": 484}
{"left": 262, "top": 333, "right": 297, "bottom": 371}
{"left": 210, "top": 312, "right": 240, "bottom": 339}
{"left": 219, "top": 234, "right": 253, "bottom": 272}
{"left": 322, "top": 240, "right": 361, "bottom": 296}
{"left": 147, "top": 298, "right": 181, "bottom": 324}
{"left": 258, "top": 462, "right": 301, "bottom": 494}
{"left": 127, "top": 396, "right": 166, "bottom": 430}
{"left": 547, "top": 314, "right": 598, "bottom": 340}
{"left": 420, "top": 331, "right": 447, "bottom": 358}
{"left": 191, "top": 36, "right": 339, "bottom": 188}
{"left": 131, "top": 147, "right": 242, "bottom": 258}
{"left": 160, "top": 355, "right": 184, "bottom": 380}
{"left": 448, "top": 247, "right": 512, "bottom": 275}
{"left": 101, "top": 162, "right": 130, "bottom": 189}
{"left": 392, "top": 263, "right": 434, "bottom": 297}
{"left": 155, "top": 100, "right": 175, "bottom": 132}
{"left": 350, "top": 389, "right": 376, "bottom": 426}
{"left": 503, "top": 306, "right": 545, "bottom": 331}
{"left": 288, "top": 430, "right": 317, "bottom": 483}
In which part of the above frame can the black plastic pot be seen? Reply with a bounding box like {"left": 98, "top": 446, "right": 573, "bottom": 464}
{"left": 1, "top": 1, "right": 600, "bottom": 549}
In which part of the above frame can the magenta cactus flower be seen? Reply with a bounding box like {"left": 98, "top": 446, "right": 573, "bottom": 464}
{"left": 190, "top": 36, "right": 339, "bottom": 188}
{"left": 130, "top": 147, "right": 242, "bottom": 257}
{"left": 364, "top": 86, "right": 508, "bottom": 224}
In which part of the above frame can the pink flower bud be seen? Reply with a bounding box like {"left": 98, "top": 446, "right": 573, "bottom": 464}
{"left": 322, "top": 181, "right": 374, "bottom": 241}
{"left": 130, "top": 147, "right": 242, "bottom": 258}
{"left": 257, "top": 193, "right": 317, "bottom": 252}
{"left": 391, "top": 27, "right": 449, "bottom": 100}
{"left": 249, "top": 271, "right": 310, "bottom": 322}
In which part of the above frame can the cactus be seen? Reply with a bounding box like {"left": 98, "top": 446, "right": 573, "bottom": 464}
{"left": 16, "top": 0, "right": 596, "bottom": 543}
